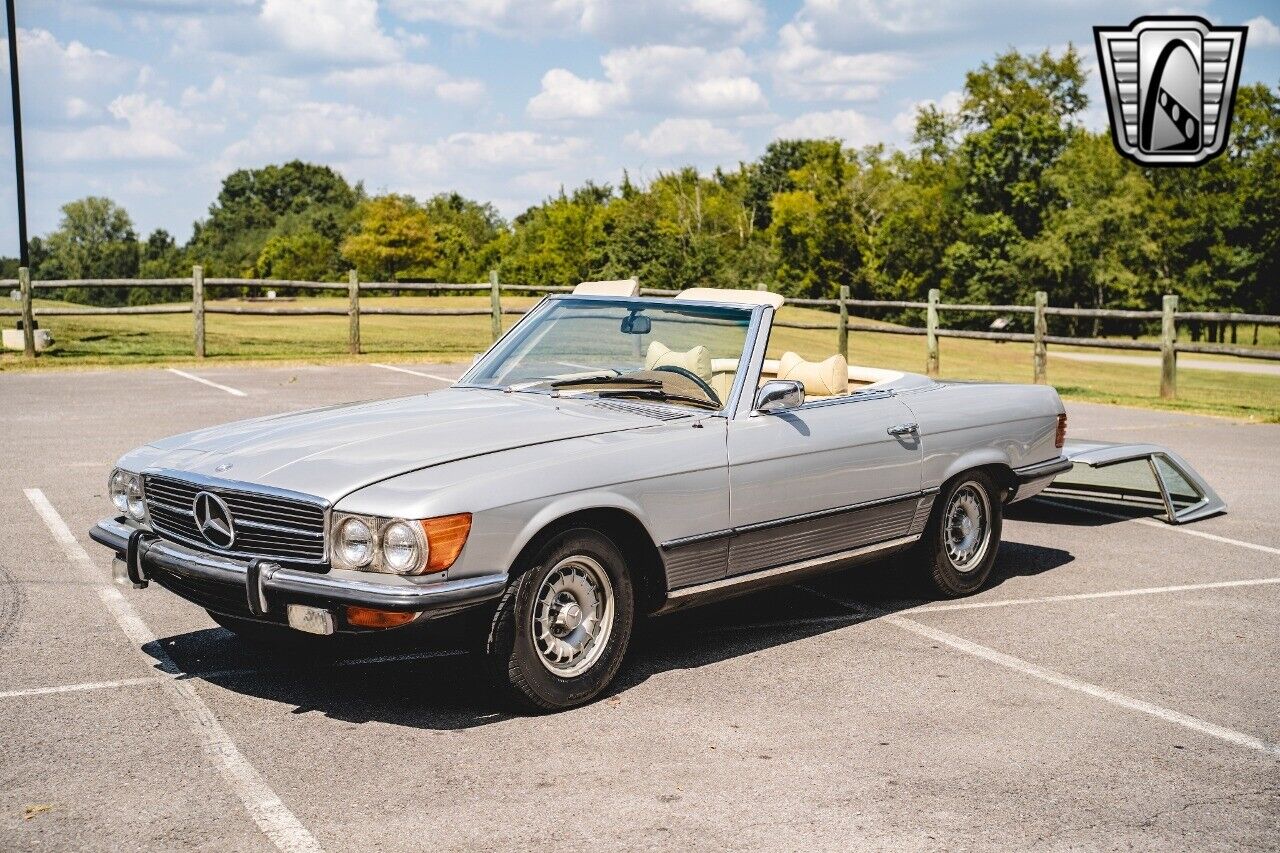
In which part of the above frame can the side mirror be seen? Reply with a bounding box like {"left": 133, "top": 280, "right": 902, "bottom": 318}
{"left": 753, "top": 380, "right": 805, "bottom": 414}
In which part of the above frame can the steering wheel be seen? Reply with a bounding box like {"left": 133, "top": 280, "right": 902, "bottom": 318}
{"left": 652, "top": 365, "right": 721, "bottom": 406}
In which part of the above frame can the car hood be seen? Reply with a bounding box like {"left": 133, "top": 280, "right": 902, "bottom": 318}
{"left": 127, "top": 388, "right": 653, "bottom": 502}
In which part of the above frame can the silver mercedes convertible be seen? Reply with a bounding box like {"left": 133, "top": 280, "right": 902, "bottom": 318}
{"left": 94, "top": 284, "right": 1080, "bottom": 710}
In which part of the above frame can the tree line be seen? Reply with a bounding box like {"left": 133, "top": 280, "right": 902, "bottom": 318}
{"left": 8, "top": 48, "right": 1279, "bottom": 334}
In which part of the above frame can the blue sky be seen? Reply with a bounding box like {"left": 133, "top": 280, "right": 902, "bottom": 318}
{"left": 2, "top": 0, "right": 1277, "bottom": 251}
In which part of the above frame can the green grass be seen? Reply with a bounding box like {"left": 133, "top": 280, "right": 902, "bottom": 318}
{"left": 3, "top": 296, "right": 1276, "bottom": 423}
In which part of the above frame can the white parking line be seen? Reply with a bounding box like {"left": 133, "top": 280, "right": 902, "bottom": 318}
{"left": 1036, "top": 498, "right": 1280, "bottom": 556}
{"left": 910, "top": 576, "right": 1280, "bottom": 614}
{"left": 166, "top": 367, "right": 247, "bottom": 397}
{"left": 0, "top": 649, "right": 468, "bottom": 701}
{"left": 0, "top": 676, "right": 160, "bottom": 699}
{"left": 884, "top": 614, "right": 1280, "bottom": 759}
{"left": 24, "top": 489, "right": 323, "bottom": 853}
{"left": 369, "top": 363, "right": 456, "bottom": 383}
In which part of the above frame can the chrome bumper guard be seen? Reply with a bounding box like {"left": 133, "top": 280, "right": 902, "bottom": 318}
{"left": 90, "top": 517, "right": 505, "bottom": 616}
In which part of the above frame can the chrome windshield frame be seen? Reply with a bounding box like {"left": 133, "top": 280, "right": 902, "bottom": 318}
{"left": 455, "top": 293, "right": 761, "bottom": 415}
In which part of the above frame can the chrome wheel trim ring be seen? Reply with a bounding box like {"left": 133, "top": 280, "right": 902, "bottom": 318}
{"left": 531, "top": 554, "right": 615, "bottom": 677}
{"left": 944, "top": 482, "right": 991, "bottom": 573}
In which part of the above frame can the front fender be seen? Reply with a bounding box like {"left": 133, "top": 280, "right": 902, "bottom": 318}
{"left": 497, "top": 490, "right": 653, "bottom": 574}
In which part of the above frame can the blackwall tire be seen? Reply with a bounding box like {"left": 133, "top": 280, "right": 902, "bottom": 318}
{"left": 915, "top": 471, "right": 1002, "bottom": 598}
{"left": 481, "top": 528, "right": 635, "bottom": 712}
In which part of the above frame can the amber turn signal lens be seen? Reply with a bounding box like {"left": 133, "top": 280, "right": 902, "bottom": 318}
{"left": 345, "top": 606, "right": 418, "bottom": 629}
{"left": 420, "top": 512, "right": 472, "bottom": 572}
{"left": 1055, "top": 413, "right": 1068, "bottom": 448}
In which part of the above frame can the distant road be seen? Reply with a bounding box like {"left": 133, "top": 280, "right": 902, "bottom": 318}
{"left": 1050, "top": 351, "right": 1280, "bottom": 377}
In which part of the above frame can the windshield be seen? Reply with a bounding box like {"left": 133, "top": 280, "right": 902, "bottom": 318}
{"left": 460, "top": 297, "right": 755, "bottom": 410}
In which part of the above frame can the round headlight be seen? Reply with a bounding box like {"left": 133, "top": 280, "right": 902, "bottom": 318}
{"left": 110, "top": 470, "right": 129, "bottom": 513}
{"left": 337, "top": 517, "right": 374, "bottom": 567}
{"left": 381, "top": 520, "right": 423, "bottom": 574}
{"left": 125, "top": 477, "right": 146, "bottom": 521}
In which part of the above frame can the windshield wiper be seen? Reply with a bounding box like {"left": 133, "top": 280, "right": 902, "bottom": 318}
{"left": 595, "top": 388, "right": 720, "bottom": 411}
{"left": 550, "top": 376, "right": 662, "bottom": 391}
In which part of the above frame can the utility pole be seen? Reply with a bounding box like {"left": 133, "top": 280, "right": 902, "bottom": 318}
{"left": 6, "top": 0, "right": 29, "bottom": 268}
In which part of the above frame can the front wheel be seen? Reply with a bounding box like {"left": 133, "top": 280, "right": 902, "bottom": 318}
{"left": 914, "top": 471, "right": 1002, "bottom": 598}
{"left": 481, "top": 528, "right": 634, "bottom": 712}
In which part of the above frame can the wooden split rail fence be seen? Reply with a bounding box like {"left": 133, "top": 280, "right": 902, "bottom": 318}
{"left": 4, "top": 268, "right": 1278, "bottom": 400}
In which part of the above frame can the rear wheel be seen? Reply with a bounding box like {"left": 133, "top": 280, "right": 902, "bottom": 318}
{"left": 481, "top": 528, "right": 634, "bottom": 712}
{"left": 915, "top": 471, "right": 1002, "bottom": 598}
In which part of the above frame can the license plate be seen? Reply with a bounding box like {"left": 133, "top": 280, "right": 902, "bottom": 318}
{"left": 286, "top": 604, "right": 334, "bottom": 635}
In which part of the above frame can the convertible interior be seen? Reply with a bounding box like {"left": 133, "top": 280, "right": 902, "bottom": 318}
{"left": 642, "top": 342, "right": 905, "bottom": 405}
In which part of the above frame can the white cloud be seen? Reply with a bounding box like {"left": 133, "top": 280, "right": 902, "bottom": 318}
{"left": 387, "top": 0, "right": 764, "bottom": 45}
{"left": 324, "top": 62, "right": 485, "bottom": 102}
{"left": 889, "top": 89, "right": 962, "bottom": 137}
{"left": 528, "top": 45, "right": 767, "bottom": 120}
{"left": 222, "top": 101, "right": 397, "bottom": 164}
{"left": 14, "top": 27, "right": 129, "bottom": 84}
{"left": 259, "top": 0, "right": 401, "bottom": 62}
{"left": 624, "top": 118, "right": 746, "bottom": 158}
{"left": 1245, "top": 15, "right": 1280, "bottom": 46}
{"left": 424, "top": 131, "right": 589, "bottom": 169}
{"left": 773, "top": 109, "right": 884, "bottom": 147}
{"left": 579, "top": 0, "right": 764, "bottom": 45}
{"left": 65, "top": 97, "right": 95, "bottom": 119}
{"left": 528, "top": 68, "right": 624, "bottom": 119}
{"left": 35, "top": 93, "right": 193, "bottom": 162}
{"left": 773, "top": 22, "right": 912, "bottom": 101}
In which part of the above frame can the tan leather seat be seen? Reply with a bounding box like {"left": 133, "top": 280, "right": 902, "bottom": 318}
{"left": 777, "top": 351, "right": 849, "bottom": 398}
{"left": 645, "top": 342, "right": 713, "bottom": 382}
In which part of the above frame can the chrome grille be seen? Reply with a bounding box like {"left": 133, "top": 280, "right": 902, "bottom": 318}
{"left": 143, "top": 473, "right": 327, "bottom": 564}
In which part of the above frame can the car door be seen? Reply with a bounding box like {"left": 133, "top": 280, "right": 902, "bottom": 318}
{"left": 726, "top": 392, "right": 926, "bottom": 576}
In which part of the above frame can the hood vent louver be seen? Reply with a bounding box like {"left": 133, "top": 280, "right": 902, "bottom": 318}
{"left": 588, "top": 400, "right": 693, "bottom": 422}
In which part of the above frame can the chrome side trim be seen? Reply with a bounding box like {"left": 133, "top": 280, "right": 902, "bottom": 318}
{"left": 734, "top": 490, "right": 923, "bottom": 535}
{"left": 666, "top": 534, "right": 919, "bottom": 601}
{"left": 661, "top": 490, "right": 928, "bottom": 551}
{"left": 792, "top": 388, "right": 897, "bottom": 411}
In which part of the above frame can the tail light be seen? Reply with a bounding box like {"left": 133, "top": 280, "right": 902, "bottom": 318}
{"left": 1055, "top": 413, "right": 1068, "bottom": 448}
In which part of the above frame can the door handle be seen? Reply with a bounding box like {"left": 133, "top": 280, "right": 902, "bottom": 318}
{"left": 886, "top": 422, "right": 918, "bottom": 436}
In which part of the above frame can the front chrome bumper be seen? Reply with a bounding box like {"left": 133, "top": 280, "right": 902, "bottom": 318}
{"left": 90, "top": 517, "right": 506, "bottom": 622}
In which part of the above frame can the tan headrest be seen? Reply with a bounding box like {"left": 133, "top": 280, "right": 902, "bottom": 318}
{"left": 646, "top": 341, "right": 712, "bottom": 381}
{"left": 777, "top": 352, "right": 849, "bottom": 397}
{"left": 574, "top": 279, "right": 639, "bottom": 296}
{"left": 675, "top": 287, "right": 784, "bottom": 309}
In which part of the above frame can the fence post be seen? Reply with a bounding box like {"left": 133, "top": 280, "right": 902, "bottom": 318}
{"left": 348, "top": 269, "right": 361, "bottom": 355}
{"left": 837, "top": 285, "right": 849, "bottom": 359}
{"left": 1033, "top": 290, "right": 1048, "bottom": 384}
{"left": 489, "top": 269, "right": 502, "bottom": 342}
{"left": 926, "top": 288, "right": 940, "bottom": 378}
{"left": 19, "top": 266, "right": 34, "bottom": 358}
{"left": 192, "top": 265, "right": 205, "bottom": 359}
{"left": 1160, "top": 294, "right": 1177, "bottom": 399}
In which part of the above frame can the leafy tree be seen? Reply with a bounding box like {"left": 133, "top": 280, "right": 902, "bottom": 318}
{"left": 341, "top": 194, "right": 437, "bottom": 282}
{"left": 420, "top": 193, "right": 505, "bottom": 282}
{"left": 257, "top": 231, "right": 341, "bottom": 282}
{"left": 189, "top": 161, "right": 360, "bottom": 277}
{"left": 39, "top": 197, "right": 139, "bottom": 305}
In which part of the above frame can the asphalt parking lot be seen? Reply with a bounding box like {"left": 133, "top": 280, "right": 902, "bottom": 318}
{"left": 2, "top": 361, "right": 1277, "bottom": 851}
